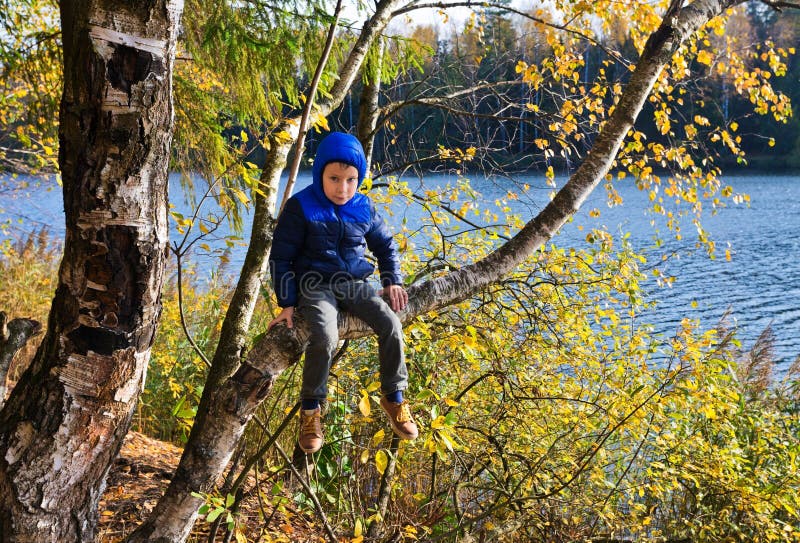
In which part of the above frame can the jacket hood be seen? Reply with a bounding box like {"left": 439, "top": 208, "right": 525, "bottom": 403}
{"left": 311, "top": 132, "right": 368, "bottom": 203}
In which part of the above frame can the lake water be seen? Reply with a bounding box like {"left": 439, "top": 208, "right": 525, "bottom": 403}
{"left": 1, "top": 172, "right": 798, "bottom": 373}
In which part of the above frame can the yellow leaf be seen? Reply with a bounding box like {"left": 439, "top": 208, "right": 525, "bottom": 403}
{"left": 354, "top": 518, "right": 363, "bottom": 537}
{"left": 696, "top": 49, "right": 713, "bottom": 66}
{"left": 360, "top": 449, "right": 370, "bottom": 464}
{"left": 231, "top": 188, "right": 249, "bottom": 206}
{"left": 371, "top": 429, "right": 386, "bottom": 447}
{"left": 375, "top": 450, "right": 388, "bottom": 475}
{"left": 358, "top": 391, "right": 371, "bottom": 417}
{"left": 439, "top": 431, "right": 455, "bottom": 452}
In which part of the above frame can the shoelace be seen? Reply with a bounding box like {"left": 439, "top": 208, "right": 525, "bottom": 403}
{"left": 397, "top": 402, "right": 414, "bottom": 423}
{"left": 301, "top": 412, "right": 321, "bottom": 436}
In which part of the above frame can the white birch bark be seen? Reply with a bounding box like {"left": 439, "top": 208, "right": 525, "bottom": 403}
{"left": 0, "top": 1, "right": 183, "bottom": 541}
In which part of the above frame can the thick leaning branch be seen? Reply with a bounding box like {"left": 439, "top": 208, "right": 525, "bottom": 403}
{"left": 247, "top": 0, "right": 744, "bottom": 354}
{"left": 395, "top": 0, "right": 744, "bottom": 324}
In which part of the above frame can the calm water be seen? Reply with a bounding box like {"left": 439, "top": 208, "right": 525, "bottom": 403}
{"left": 2, "top": 173, "right": 798, "bottom": 372}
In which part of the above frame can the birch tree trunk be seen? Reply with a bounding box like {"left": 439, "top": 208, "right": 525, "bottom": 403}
{"left": 0, "top": 1, "right": 183, "bottom": 541}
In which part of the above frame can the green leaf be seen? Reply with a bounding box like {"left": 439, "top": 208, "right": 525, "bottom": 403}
{"left": 206, "top": 507, "right": 224, "bottom": 523}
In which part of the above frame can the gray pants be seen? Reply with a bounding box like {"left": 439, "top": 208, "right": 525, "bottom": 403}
{"left": 299, "top": 280, "right": 408, "bottom": 401}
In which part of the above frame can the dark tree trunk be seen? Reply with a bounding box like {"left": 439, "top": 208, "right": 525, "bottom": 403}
{"left": 0, "top": 1, "right": 183, "bottom": 541}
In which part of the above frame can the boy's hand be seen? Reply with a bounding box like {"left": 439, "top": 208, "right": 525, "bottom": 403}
{"left": 379, "top": 284, "right": 408, "bottom": 312}
{"left": 268, "top": 306, "right": 294, "bottom": 329}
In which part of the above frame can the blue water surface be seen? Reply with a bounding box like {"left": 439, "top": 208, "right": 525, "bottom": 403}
{"left": 1, "top": 172, "right": 798, "bottom": 372}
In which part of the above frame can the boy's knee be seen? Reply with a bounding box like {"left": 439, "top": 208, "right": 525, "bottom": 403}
{"left": 375, "top": 310, "right": 402, "bottom": 336}
{"left": 308, "top": 327, "right": 339, "bottom": 353}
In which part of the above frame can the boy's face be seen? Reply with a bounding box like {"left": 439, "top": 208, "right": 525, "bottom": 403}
{"left": 321, "top": 162, "right": 359, "bottom": 205}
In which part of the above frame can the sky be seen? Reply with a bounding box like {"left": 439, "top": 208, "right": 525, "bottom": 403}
{"left": 340, "top": 0, "right": 535, "bottom": 38}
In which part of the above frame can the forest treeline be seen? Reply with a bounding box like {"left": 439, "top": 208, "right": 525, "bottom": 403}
{"left": 312, "top": 4, "right": 800, "bottom": 175}
{"left": 2, "top": 3, "right": 799, "bottom": 180}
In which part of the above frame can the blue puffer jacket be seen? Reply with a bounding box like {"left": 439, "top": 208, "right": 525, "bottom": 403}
{"left": 270, "top": 132, "right": 402, "bottom": 308}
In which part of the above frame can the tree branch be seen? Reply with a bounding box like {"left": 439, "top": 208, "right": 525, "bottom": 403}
{"left": 759, "top": 0, "right": 800, "bottom": 10}
{"left": 280, "top": 0, "right": 344, "bottom": 212}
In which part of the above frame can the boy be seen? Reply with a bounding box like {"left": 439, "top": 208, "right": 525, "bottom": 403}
{"left": 269, "top": 131, "right": 418, "bottom": 454}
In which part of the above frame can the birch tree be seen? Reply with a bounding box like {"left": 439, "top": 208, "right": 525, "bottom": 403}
{"left": 0, "top": 1, "right": 183, "bottom": 541}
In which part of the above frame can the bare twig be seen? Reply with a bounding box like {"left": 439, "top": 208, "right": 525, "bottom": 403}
{"left": 229, "top": 403, "right": 301, "bottom": 496}
{"left": 367, "top": 435, "right": 401, "bottom": 538}
{"left": 174, "top": 251, "right": 212, "bottom": 368}
{"left": 392, "top": 1, "right": 627, "bottom": 64}
{"left": 274, "top": 441, "right": 338, "bottom": 543}
{"left": 280, "top": 0, "right": 344, "bottom": 213}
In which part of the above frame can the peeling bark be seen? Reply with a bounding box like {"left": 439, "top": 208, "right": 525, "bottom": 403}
{"left": 0, "top": 2, "right": 183, "bottom": 541}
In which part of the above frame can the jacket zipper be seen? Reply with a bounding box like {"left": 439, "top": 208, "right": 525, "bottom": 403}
{"left": 334, "top": 206, "right": 349, "bottom": 273}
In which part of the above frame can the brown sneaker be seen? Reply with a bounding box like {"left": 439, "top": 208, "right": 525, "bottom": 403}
{"left": 380, "top": 397, "right": 418, "bottom": 440}
{"left": 298, "top": 408, "right": 323, "bottom": 453}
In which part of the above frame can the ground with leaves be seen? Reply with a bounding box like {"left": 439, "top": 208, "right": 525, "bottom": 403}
{"left": 97, "top": 432, "right": 326, "bottom": 543}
